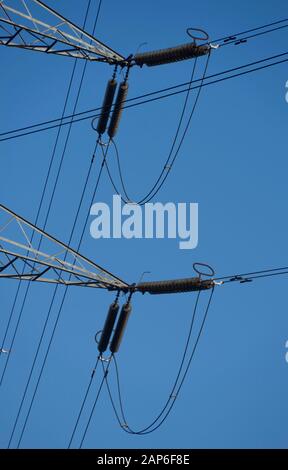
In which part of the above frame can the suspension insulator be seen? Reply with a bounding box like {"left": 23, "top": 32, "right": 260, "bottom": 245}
{"left": 108, "top": 81, "right": 129, "bottom": 139}
{"left": 136, "top": 277, "right": 214, "bottom": 295}
{"left": 96, "top": 79, "right": 118, "bottom": 135}
{"left": 110, "top": 301, "right": 132, "bottom": 353}
{"left": 134, "top": 43, "right": 210, "bottom": 67}
{"left": 97, "top": 301, "right": 120, "bottom": 353}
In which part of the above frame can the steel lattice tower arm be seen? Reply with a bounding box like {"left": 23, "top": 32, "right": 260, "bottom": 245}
{"left": 0, "top": 204, "right": 129, "bottom": 290}
{"left": 0, "top": 204, "right": 216, "bottom": 295}
{"left": 0, "top": 0, "right": 125, "bottom": 63}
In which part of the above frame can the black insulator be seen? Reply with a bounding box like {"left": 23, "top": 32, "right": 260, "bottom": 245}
{"left": 98, "top": 301, "right": 120, "bottom": 353}
{"left": 134, "top": 43, "right": 210, "bottom": 67}
{"left": 136, "top": 277, "right": 214, "bottom": 295}
{"left": 96, "top": 79, "right": 117, "bottom": 135}
{"left": 110, "top": 302, "right": 132, "bottom": 354}
{"left": 108, "top": 81, "right": 129, "bottom": 139}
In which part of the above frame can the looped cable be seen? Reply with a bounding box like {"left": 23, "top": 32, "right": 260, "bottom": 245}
{"left": 186, "top": 27, "right": 209, "bottom": 42}
{"left": 193, "top": 262, "right": 215, "bottom": 278}
{"left": 94, "top": 331, "right": 102, "bottom": 345}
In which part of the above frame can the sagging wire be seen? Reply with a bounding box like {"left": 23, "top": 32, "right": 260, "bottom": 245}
{"left": 81, "top": 267, "right": 215, "bottom": 456}
{"left": 95, "top": 266, "right": 215, "bottom": 434}
{"left": 111, "top": 138, "right": 130, "bottom": 202}
{"left": 91, "top": 29, "right": 211, "bottom": 206}
{"left": 101, "top": 50, "right": 211, "bottom": 206}
{"left": 138, "top": 49, "right": 211, "bottom": 205}
{"left": 105, "top": 48, "right": 199, "bottom": 204}
{"left": 103, "top": 285, "right": 215, "bottom": 435}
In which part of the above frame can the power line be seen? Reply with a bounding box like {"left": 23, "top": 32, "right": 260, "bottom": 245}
{"left": 79, "top": 359, "right": 110, "bottom": 449}
{"left": 66, "top": 288, "right": 209, "bottom": 444}
{"left": 218, "top": 23, "right": 288, "bottom": 47}
{"left": 0, "top": 5, "right": 91, "bottom": 384}
{"left": 2, "top": 12, "right": 288, "bottom": 445}
{"left": 7, "top": 140, "right": 99, "bottom": 448}
{"left": 137, "top": 51, "right": 211, "bottom": 204}
{"left": 109, "top": 290, "right": 202, "bottom": 433}
{"left": 68, "top": 355, "right": 100, "bottom": 448}
{"left": 240, "top": 271, "right": 288, "bottom": 281}
{"left": 124, "top": 55, "right": 201, "bottom": 203}
{"left": 104, "top": 287, "right": 215, "bottom": 435}
{"left": 214, "top": 265, "right": 288, "bottom": 284}
{"left": 111, "top": 138, "right": 130, "bottom": 201}
{"left": 1, "top": 16, "right": 288, "bottom": 140}
{"left": 213, "top": 17, "right": 288, "bottom": 44}
{"left": 1, "top": 49, "right": 288, "bottom": 142}
{"left": 6, "top": 0, "right": 104, "bottom": 448}
{"left": 102, "top": 264, "right": 288, "bottom": 435}
{"left": 15, "top": 139, "right": 108, "bottom": 448}
{"left": 104, "top": 51, "right": 210, "bottom": 205}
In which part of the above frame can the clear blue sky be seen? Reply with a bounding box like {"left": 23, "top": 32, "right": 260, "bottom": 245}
{"left": 1, "top": 0, "right": 288, "bottom": 449}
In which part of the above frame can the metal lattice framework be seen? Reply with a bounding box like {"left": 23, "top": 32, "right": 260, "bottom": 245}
{"left": 0, "top": 0, "right": 124, "bottom": 63}
{"left": 0, "top": 204, "right": 129, "bottom": 291}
